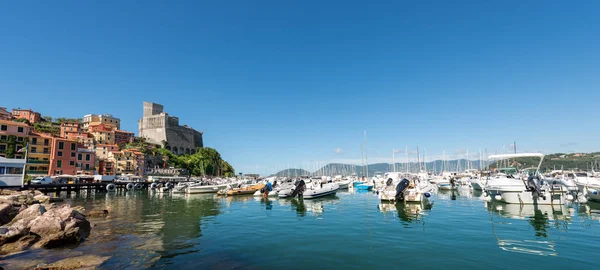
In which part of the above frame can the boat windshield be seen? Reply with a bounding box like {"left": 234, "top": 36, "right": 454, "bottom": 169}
{"left": 575, "top": 173, "right": 588, "bottom": 177}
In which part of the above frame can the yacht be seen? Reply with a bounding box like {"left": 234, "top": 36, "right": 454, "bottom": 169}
{"left": 484, "top": 153, "right": 570, "bottom": 205}
{"left": 378, "top": 177, "right": 435, "bottom": 202}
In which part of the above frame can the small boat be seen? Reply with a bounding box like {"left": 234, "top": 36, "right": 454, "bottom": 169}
{"left": 186, "top": 183, "right": 229, "bottom": 194}
{"left": 219, "top": 183, "right": 265, "bottom": 196}
{"left": 302, "top": 182, "right": 339, "bottom": 199}
{"left": 336, "top": 180, "right": 351, "bottom": 189}
{"left": 437, "top": 178, "right": 459, "bottom": 190}
{"left": 279, "top": 180, "right": 307, "bottom": 198}
{"left": 378, "top": 178, "right": 434, "bottom": 202}
{"left": 355, "top": 183, "right": 373, "bottom": 190}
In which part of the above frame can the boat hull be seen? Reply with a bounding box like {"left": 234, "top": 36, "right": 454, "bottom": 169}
{"left": 486, "top": 189, "right": 567, "bottom": 205}
{"left": 186, "top": 184, "right": 228, "bottom": 194}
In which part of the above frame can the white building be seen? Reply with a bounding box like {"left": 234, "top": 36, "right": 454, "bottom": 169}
{"left": 0, "top": 156, "right": 26, "bottom": 187}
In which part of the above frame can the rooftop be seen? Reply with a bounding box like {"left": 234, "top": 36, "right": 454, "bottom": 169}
{"left": 0, "top": 119, "right": 30, "bottom": 127}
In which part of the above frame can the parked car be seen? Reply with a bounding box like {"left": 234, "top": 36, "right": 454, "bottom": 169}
{"left": 30, "top": 176, "right": 54, "bottom": 185}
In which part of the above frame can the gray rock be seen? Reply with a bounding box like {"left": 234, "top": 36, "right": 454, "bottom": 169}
{"left": 31, "top": 255, "right": 111, "bottom": 270}
{"left": 0, "top": 234, "right": 39, "bottom": 255}
{"left": 0, "top": 220, "right": 29, "bottom": 245}
{"left": 0, "top": 203, "right": 18, "bottom": 225}
{"left": 10, "top": 204, "right": 46, "bottom": 227}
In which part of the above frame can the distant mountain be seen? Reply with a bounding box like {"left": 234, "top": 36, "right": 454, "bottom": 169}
{"left": 271, "top": 168, "right": 312, "bottom": 177}
{"left": 271, "top": 159, "right": 485, "bottom": 177}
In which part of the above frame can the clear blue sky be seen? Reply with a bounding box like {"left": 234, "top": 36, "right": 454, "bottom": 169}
{"left": 1, "top": 1, "right": 599, "bottom": 174}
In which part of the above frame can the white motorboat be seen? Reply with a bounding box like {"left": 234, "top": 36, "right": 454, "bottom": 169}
{"left": 186, "top": 183, "right": 229, "bottom": 194}
{"left": 470, "top": 178, "right": 485, "bottom": 190}
{"left": 484, "top": 153, "right": 570, "bottom": 205}
{"left": 335, "top": 179, "right": 351, "bottom": 189}
{"left": 378, "top": 178, "right": 435, "bottom": 202}
{"left": 302, "top": 182, "right": 339, "bottom": 199}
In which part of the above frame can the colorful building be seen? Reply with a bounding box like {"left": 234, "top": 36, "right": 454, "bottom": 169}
{"left": 114, "top": 129, "right": 134, "bottom": 146}
{"left": 48, "top": 137, "right": 78, "bottom": 175}
{"left": 110, "top": 149, "right": 144, "bottom": 176}
{"left": 89, "top": 123, "right": 116, "bottom": 145}
{"left": 25, "top": 132, "right": 53, "bottom": 176}
{"left": 76, "top": 147, "right": 96, "bottom": 175}
{"left": 97, "top": 159, "right": 115, "bottom": 175}
{"left": 0, "top": 120, "right": 30, "bottom": 159}
{"left": 83, "top": 114, "right": 120, "bottom": 130}
{"left": 0, "top": 107, "right": 11, "bottom": 120}
{"left": 94, "top": 143, "right": 119, "bottom": 160}
{"left": 60, "top": 122, "right": 83, "bottom": 140}
{"left": 11, "top": 109, "right": 41, "bottom": 124}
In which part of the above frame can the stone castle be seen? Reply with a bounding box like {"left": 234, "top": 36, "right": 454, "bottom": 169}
{"left": 138, "top": 102, "right": 203, "bottom": 155}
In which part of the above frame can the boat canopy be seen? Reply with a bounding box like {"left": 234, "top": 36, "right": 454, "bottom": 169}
{"left": 487, "top": 153, "right": 544, "bottom": 160}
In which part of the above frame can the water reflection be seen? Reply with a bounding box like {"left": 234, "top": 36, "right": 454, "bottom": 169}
{"left": 485, "top": 202, "right": 571, "bottom": 256}
{"left": 378, "top": 201, "right": 433, "bottom": 227}
{"left": 287, "top": 195, "right": 339, "bottom": 217}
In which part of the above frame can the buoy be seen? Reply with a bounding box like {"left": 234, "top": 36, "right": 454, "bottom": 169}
{"left": 494, "top": 194, "right": 502, "bottom": 201}
{"left": 126, "top": 183, "right": 135, "bottom": 190}
{"left": 106, "top": 183, "right": 116, "bottom": 192}
{"left": 166, "top": 182, "right": 174, "bottom": 189}
{"left": 593, "top": 190, "right": 599, "bottom": 195}
{"left": 566, "top": 194, "right": 574, "bottom": 201}
{"left": 135, "top": 183, "right": 143, "bottom": 190}
{"left": 424, "top": 192, "right": 431, "bottom": 198}
{"left": 150, "top": 183, "right": 158, "bottom": 190}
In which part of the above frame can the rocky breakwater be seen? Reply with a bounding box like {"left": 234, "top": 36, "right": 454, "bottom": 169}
{"left": 0, "top": 190, "right": 92, "bottom": 255}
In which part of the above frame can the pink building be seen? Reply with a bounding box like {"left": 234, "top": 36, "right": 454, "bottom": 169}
{"left": 11, "top": 109, "right": 41, "bottom": 124}
{"left": 0, "top": 120, "right": 30, "bottom": 159}
{"left": 49, "top": 137, "right": 78, "bottom": 175}
{"left": 76, "top": 147, "right": 96, "bottom": 175}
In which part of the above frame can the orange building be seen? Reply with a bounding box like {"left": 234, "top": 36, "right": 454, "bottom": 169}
{"left": 49, "top": 137, "right": 78, "bottom": 175}
{"left": 11, "top": 109, "right": 41, "bottom": 124}
{"left": 0, "top": 107, "right": 11, "bottom": 120}
{"left": 89, "top": 123, "right": 116, "bottom": 145}
{"left": 97, "top": 159, "right": 115, "bottom": 175}
{"left": 114, "top": 129, "right": 134, "bottom": 146}
{"left": 60, "top": 122, "right": 83, "bottom": 140}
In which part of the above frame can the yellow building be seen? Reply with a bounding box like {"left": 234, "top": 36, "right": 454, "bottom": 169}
{"left": 109, "top": 149, "right": 144, "bottom": 176}
{"left": 83, "top": 114, "right": 120, "bottom": 130}
{"left": 25, "top": 132, "right": 53, "bottom": 176}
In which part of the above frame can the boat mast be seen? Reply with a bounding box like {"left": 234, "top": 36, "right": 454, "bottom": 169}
{"left": 392, "top": 148, "right": 396, "bottom": 172}
{"left": 406, "top": 146, "right": 409, "bottom": 173}
{"left": 364, "top": 130, "right": 369, "bottom": 178}
{"left": 360, "top": 141, "right": 364, "bottom": 177}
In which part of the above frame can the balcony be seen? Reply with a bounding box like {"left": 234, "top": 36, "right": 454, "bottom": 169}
{"left": 26, "top": 170, "right": 48, "bottom": 174}
{"left": 28, "top": 159, "right": 50, "bottom": 164}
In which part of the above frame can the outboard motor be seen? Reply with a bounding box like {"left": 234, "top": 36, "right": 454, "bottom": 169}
{"left": 395, "top": 179, "right": 411, "bottom": 201}
{"left": 527, "top": 175, "right": 546, "bottom": 200}
{"left": 290, "top": 180, "right": 306, "bottom": 198}
{"left": 273, "top": 181, "right": 278, "bottom": 188}
{"left": 386, "top": 178, "right": 394, "bottom": 187}
{"left": 450, "top": 178, "right": 456, "bottom": 188}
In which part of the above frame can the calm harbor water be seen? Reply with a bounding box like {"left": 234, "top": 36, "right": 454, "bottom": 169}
{"left": 2, "top": 188, "right": 600, "bottom": 269}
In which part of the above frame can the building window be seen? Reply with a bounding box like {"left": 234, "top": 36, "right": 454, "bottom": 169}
{"left": 85, "top": 164, "right": 90, "bottom": 170}
{"left": 17, "top": 127, "right": 24, "bottom": 133}
{"left": 78, "top": 153, "right": 82, "bottom": 160}
{"left": 32, "top": 138, "right": 37, "bottom": 144}
{"left": 44, "top": 139, "right": 49, "bottom": 146}
{"left": 86, "top": 154, "right": 90, "bottom": 161}
{"left": 17, "top": 137, "right": 23, "bottom": 142}
{"left": 31, "top": 147, "right": 37, "bottom": 153}
{"left": 70, "top": 161, "right": 75, "bottom": 166}
{"left": 71, "top": 152, "right": 76, "bottom": 157}
{"left": 0, "top": 125, "right": 7, "bottom": 131}
{"left": 0, "top": 144, "right": 6, "bottom": 151}
{"left": 0, "top": 135, "right": 6, "bottom": 140}
{"left": 7, "top": 167, "right": 23, "bottom": 174}
{"left": 71, "top": 143, "right": 76, "bottom": 150}
{"left": 43, "top": 148, "right": 49, "bottom": 154}
{"left": 57, "top": 160, "right": 62, "bottom": 168}
{"left": 58, "top": 142, "right": 64, "bottom": 150}
{"left": 58, "top": 151, "right": 63, "bottom": 157}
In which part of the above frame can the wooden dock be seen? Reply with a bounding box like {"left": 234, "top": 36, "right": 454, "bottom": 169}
{"left": 20, "top": 182, "right": 152, "bottom": 194}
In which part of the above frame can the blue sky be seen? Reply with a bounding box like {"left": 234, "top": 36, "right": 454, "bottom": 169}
{"left": 1, "top": 1, "right": 599, "bottom": 175}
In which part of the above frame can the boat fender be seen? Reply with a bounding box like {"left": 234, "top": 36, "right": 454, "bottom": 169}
{"left": 135, "top": 183, "right": 143, "bottom": 190}
{"left": 106, "top": 183, "right": 116, "bottom": 192}
{"left": 424, "top": 192, "right": 431, "bottom": 198}
{"left": 150, "top": 183, "right": 158, "bottom": 190}
{"left": 593, "top": 190, "right": 599, "bottom": 195}
{"left": 494, "top": 194, "right": 502, "bottom": 201}
{"left": 126, "top": 183, "right": 135, "bottom": 190}
{"left": 166, "top": 182, "right": 174, "bottom": 189}
{"left": 566, "top": 194, "right": 574, "bottom": 201}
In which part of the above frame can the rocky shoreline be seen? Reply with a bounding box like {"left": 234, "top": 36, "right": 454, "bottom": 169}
{"left": 0, "top": 190, "right": 109, "bottom": 269}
